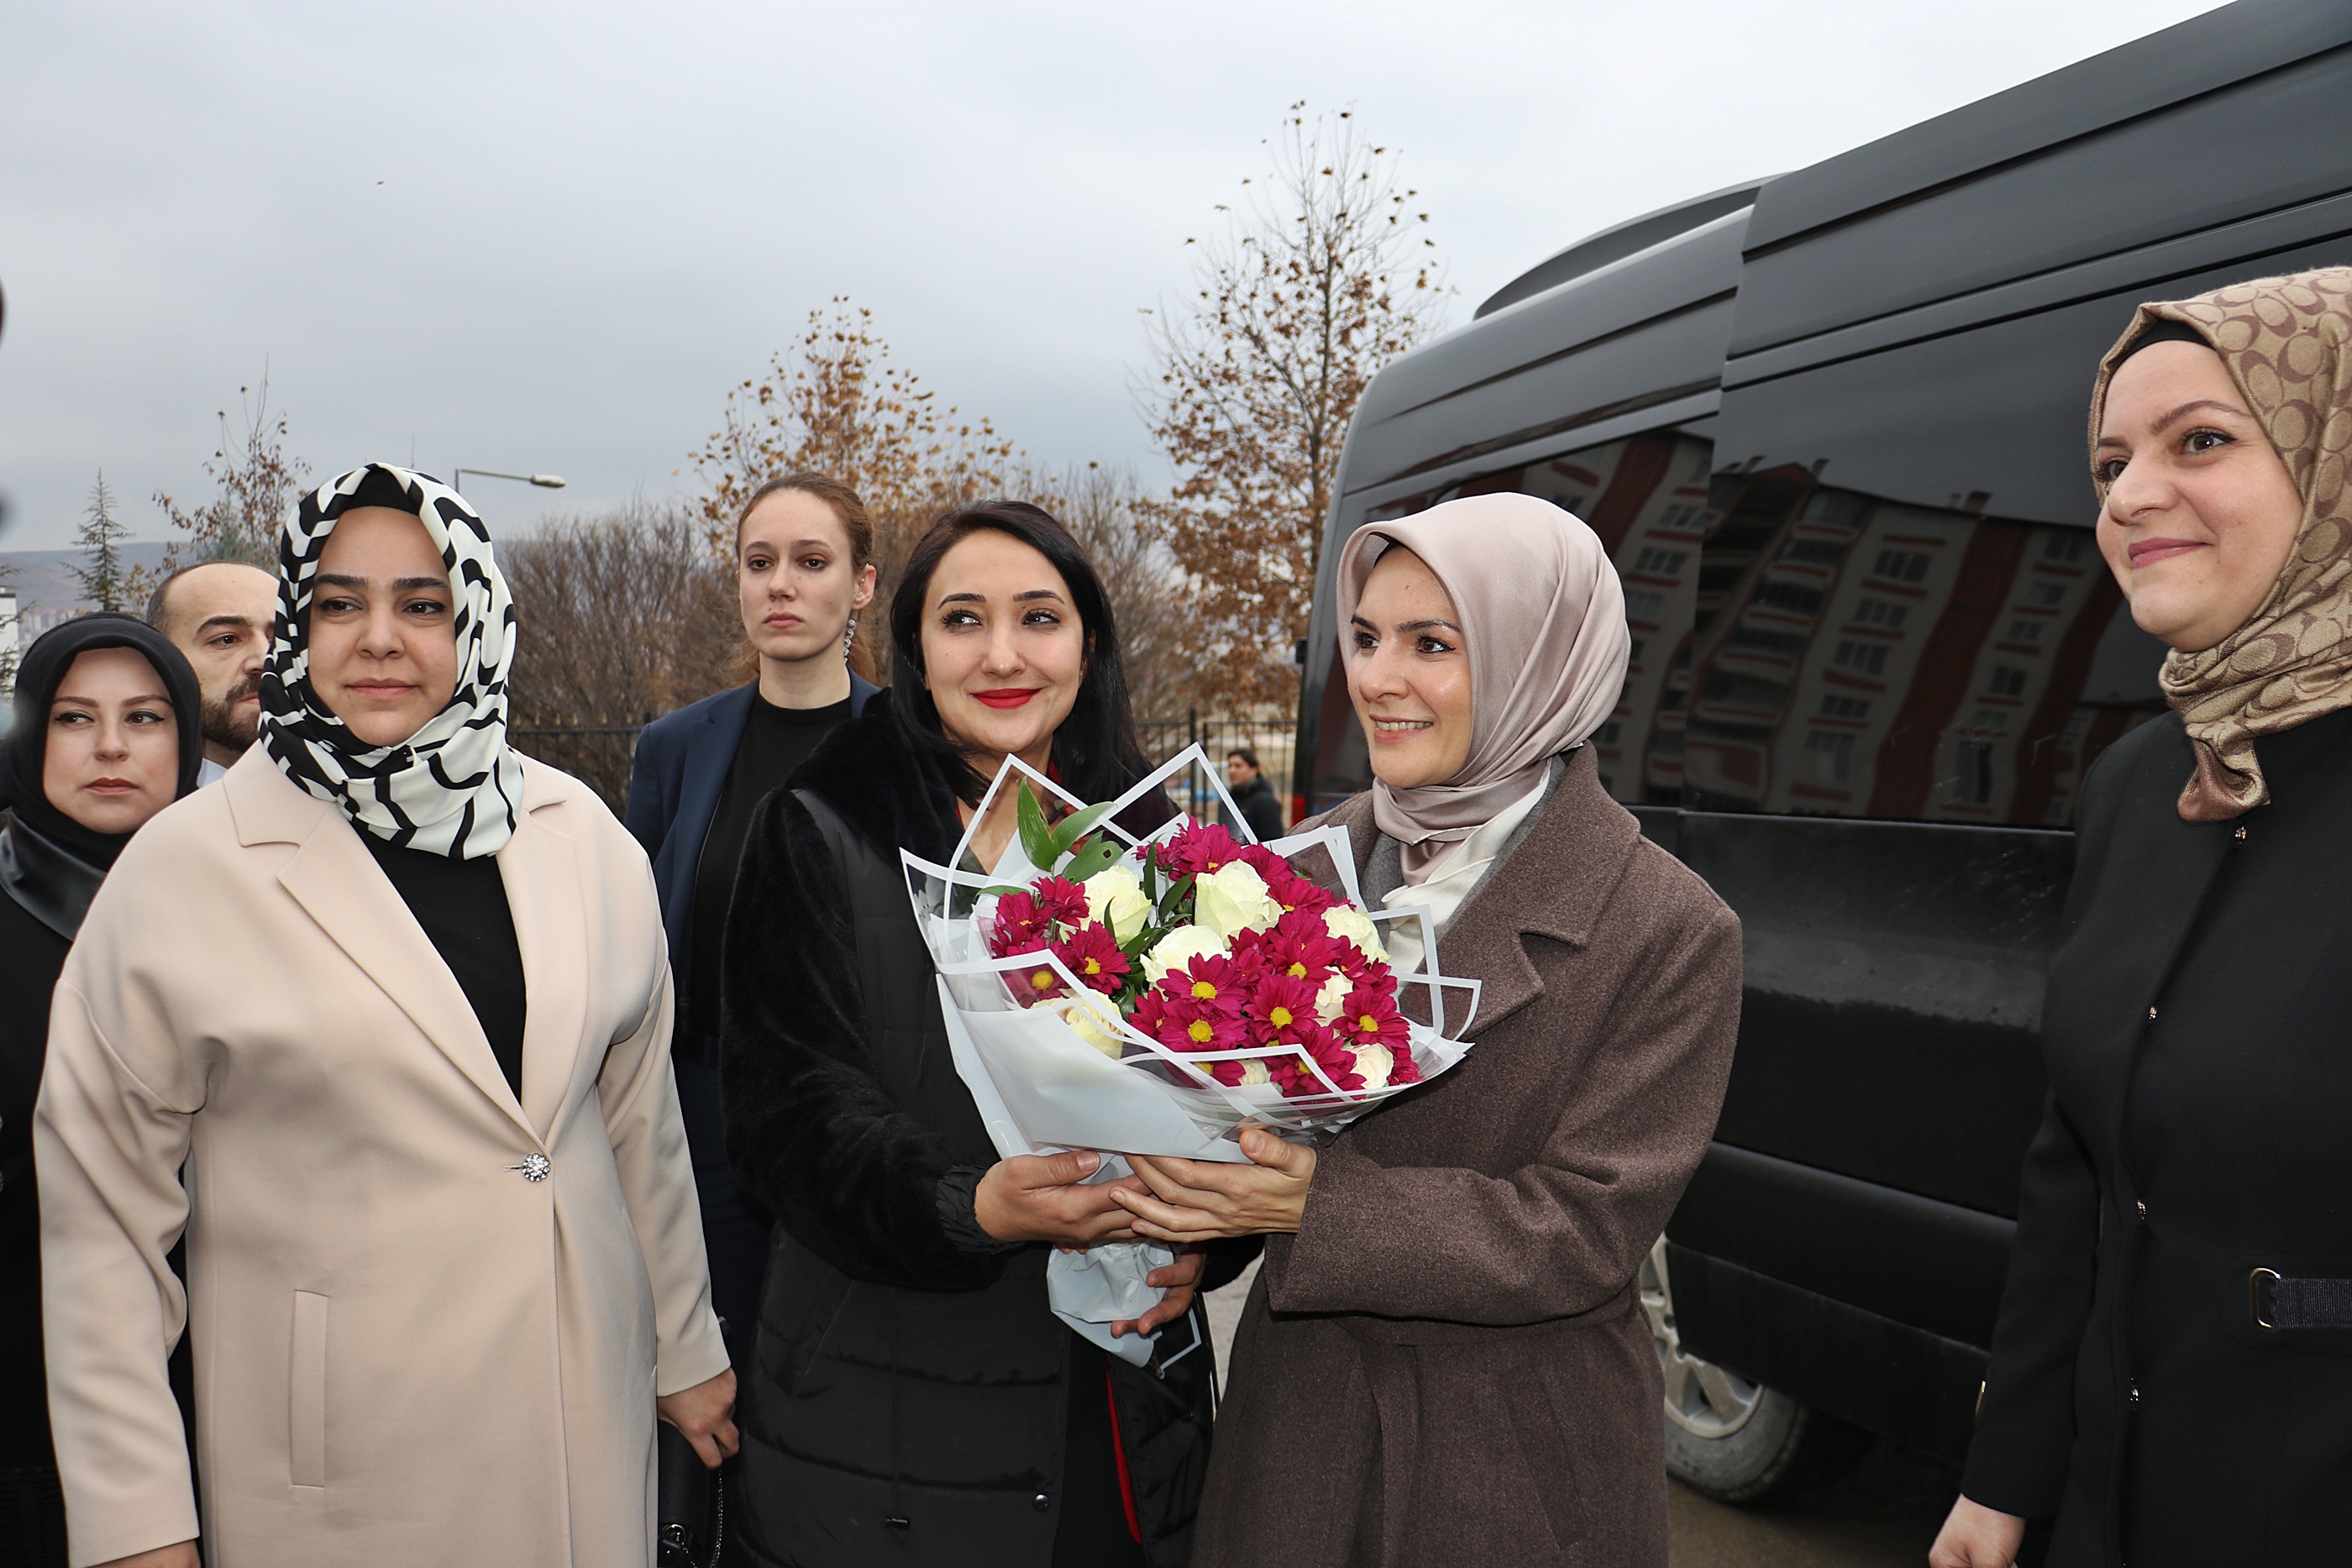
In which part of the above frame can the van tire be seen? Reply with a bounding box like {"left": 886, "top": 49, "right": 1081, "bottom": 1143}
{"left": 1641, "top": 1239, "right": 1872, "bottom": 1504}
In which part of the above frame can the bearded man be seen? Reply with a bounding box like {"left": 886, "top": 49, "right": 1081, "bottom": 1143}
{"left": 144, "top": 563, "right": 276, "bottom": 784}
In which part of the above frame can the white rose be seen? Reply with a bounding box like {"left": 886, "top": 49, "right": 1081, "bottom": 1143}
{"left": 1194, "top": 861, "right": 1283, "bottom": 941}
{"left": 1349, "top": 1042, "right": 1395, "bottom": 1091}
{"left": 1049, "top": 998, "right": 1127, "bottom": 1059}
{"left": 1236, "top": 1057, "right": 1273, "bottom": 1087}
{"left": 1322, "top": 904, "right": 1388, "bottom": 965}
{"left": 1141, "top": 924, "right": 1228, "bottom": 986}
{"left": 1314, "top": 972, "right": 1352, "bottom": 1025}
{"left": 1084, "top": 866, "right": 1151, "bottom": 944}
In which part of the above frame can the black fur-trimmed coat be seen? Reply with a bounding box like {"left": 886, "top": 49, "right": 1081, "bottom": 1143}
{"left": 718, "top": 690, "right": 1226, "bottom": 1568}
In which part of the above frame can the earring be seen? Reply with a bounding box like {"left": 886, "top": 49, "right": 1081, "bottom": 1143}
{"left": 843, "top": 616, "right": 858, "bottom": 660}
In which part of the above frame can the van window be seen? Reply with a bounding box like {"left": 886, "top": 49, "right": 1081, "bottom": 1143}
{"left": 1678, "top": 469, "right": 2163, "bottom": 825}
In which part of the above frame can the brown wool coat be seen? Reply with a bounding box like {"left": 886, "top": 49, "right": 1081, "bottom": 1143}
{"left": 1193, "top": 747, "right": 1740, "bottom": 1568}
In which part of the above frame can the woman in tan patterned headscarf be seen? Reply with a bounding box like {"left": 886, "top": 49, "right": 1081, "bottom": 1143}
{"left": 1935, "top": 267, "right": 2352, "bottom": 1567}
{"left": 2099, "top": 268, "right": 2352, "bottom": 820}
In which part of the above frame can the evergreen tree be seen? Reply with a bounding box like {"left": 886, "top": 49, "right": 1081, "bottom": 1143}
{"left": 71, "top": 470, "right": 139, "bottom": 611}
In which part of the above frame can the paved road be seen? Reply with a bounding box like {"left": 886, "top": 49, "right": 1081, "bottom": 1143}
{"left": 1209, "top": 1258, "right": 1959, "bottom": 1566}
{"left": 1670, "top": 1445, "right": 1959, "bottom": 1568}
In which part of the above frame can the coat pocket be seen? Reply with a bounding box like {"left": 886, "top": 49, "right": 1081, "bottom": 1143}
{"left": 290, "top": 1291, "right": 328, "bottom": 1488}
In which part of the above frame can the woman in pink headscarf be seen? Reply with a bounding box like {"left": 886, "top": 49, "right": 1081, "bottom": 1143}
{"left": 1113, "top": 494, "right": 1743, "bottom": 1568}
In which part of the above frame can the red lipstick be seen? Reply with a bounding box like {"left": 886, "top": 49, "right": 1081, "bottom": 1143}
{"left": 974, "top": 688, "right": 1040, "bottom": 710}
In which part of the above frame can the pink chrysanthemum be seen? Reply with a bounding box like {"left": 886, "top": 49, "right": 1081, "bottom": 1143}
{"left": 988, "top": 889, "right": 1051, "bottom": 957}
{"left": 1242, "top": 972, "right": 1322, "bottom": 1042}
{"left": 1154, "top": 821, "right": 1247, "bottom": 878}
{"left": 1236, "top": 846, "right": 1336, "bottom": 916}
{"left": 1158, "top": 952, "right": 1252, "bottom": 1015}
{"left": 1010, "top": 959, "right": 1067, "bottom": 1003}
{"left": 1053, "top": 921, "right": 1131, "bottom": 997}
{"left": 1252, "top": 908, "right": 1348, "bottom": 988}
{"left": 1033, "top": 875, "right": 1091, "bottom": 931}
{"left": 1336, "top": 986, "right": 1410, "bottom": 1057}
{"left": 1266, "top": 1019, "right": 1360, "bottom": 1098}
{"left": 1134, "top": 989, "right": 1247, "bottom": 1067}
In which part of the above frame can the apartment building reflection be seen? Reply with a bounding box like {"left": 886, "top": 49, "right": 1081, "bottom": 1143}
{"left": 1677, "top": 465, "right": 2159, "bottom": 827}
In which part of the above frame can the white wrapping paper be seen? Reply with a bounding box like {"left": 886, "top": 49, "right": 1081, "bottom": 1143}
{"left": 912, "top": 747, "right": 1481, "bottom": 1364}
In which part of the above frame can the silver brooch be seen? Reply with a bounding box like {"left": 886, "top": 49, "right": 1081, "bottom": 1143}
{"left": 508, "top": 1153, "right": 552, "bottom": 1183}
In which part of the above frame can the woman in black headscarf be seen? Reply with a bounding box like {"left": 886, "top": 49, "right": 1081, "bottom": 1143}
{"left": 0, "top": 612, "right": 201, "bottom": 1568}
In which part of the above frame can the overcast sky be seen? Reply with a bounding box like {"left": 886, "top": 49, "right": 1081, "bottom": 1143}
{"left": 0, "top": 0, "right": 2223, "bottom": 553}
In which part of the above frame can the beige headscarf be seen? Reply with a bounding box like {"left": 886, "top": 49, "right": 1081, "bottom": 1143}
{"left": 2090, "top": 267, "right": 2352, "bottom": 822}
{"left": 1335, "top": 492, "right": 1630, "bottom": 878}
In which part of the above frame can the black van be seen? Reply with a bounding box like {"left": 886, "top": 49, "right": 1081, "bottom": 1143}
{"left": 1290, "top": 0, "right": 2352, "bottom": 1502}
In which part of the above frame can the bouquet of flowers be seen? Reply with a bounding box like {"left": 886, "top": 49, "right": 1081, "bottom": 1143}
{"left": 902, "top": 747, "right": 1478, "bottom": 1361}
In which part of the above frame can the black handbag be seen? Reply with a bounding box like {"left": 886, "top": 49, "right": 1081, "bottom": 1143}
{"left": 656, "top": 1423, "right": 725, "bottom": 1568}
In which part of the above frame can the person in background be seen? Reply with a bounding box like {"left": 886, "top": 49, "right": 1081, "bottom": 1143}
{"left": 0, "top": 615, "right": 201, "bottom": 1568}
{"left": 624, "top": 472, "right": 879, "bottom": 1369}
{"left": 1932, "top": 271, "right": 2352, "bottom": 1566}
{"left": 720, "top": 501, "right": 1236, "bottom": 1568}
{"left": 143, "top": 562, "right": 276, "bottom": 785}
{"left": 36, "top": 464, "right": 730, "bottom": 1568}
{"left": 1218, "top": 747, "right": 1284, "bottom": 842}
{"left": 1113, "top": 494, "right": 1742, "bottom": 1568}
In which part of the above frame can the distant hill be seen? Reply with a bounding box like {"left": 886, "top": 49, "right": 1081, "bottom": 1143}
{"left": 1, "top": 543, "right": 175, "bottom": 614}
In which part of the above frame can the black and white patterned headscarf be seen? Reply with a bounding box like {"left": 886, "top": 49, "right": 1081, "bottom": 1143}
{"left": 260, "top": 463, "right": 524, "bottom": 859}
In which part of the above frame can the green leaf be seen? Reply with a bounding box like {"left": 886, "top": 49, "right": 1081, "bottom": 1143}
{"left": 1158, "top": 872, "right": 1196, "bottom": 919}
{"left": 1063, "top": 838, "right": 1125, "bottom": 884}
{"left": 1049, "top": 801, "right": 1116, "bottom": 859}
{"left": 978, "top": 884, "right": 1031, "bottom": 899}
{"left": 1015, "top": 782, "right": 1058, "bottom": 871}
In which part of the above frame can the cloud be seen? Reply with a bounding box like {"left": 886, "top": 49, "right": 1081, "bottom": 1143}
{"left": 0, "top": 0, "right": 2222, "bottom": 548}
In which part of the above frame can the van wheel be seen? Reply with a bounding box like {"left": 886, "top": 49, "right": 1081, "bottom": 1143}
{"left": 1641, "top": 1239, "right": 1872, "bottom": 1503}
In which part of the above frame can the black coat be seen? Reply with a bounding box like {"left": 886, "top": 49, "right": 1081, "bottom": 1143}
{"left": 0, "top": 828, "right": 72, "bottom": 1477}
{"left": 1218, "top": 777, "right": 1284, "bottom": 845}
{"left": 1963, "top": 708, "right": 2352, "bottom": 1563}
{"left": 718, "top": 692, "right": 1233, "bottom": 1568}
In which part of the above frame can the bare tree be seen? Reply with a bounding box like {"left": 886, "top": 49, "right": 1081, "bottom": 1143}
{"left": 1025, "top": 462, "right": 1197, "bottom": 718}
{"left": 1140, "top": 104, "right": 1447, "bottom": 708}
{"left": 689, "top": 297, "right": 1016, "bottom": 679}
{"left": 501, "top": 501, "right": 741, "bottom": 809}
{"left": 155, "top": 375, "right": 310, "bottom": 569}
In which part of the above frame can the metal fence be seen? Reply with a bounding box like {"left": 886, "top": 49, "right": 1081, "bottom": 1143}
{"left": 1131, "top": 713, "right": 1296, "bottom": 831}
{"left": 512, "top": 712, "right": 1296, "bottom": 828}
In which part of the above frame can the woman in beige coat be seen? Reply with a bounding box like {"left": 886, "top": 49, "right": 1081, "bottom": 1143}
{"left": 34, "top": 464, "right": 732, "bottom": 1568}
{"left": 1113, "top": 494, "right": 1743, "bottom": 1567}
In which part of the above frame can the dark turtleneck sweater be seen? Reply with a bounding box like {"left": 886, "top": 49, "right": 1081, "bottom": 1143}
{"left": 360, "top": 835, "right": 528, "bottom": 1098}
{"left": 688, "top": 691, "right": 853, "bottom": 1046}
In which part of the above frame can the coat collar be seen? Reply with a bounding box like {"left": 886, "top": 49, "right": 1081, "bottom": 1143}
{"left": 222, "top": 747, "right": 585, "bottom": 1144}
{"left": 1327, "top": 746, "right": 1640, "bottom": 1038}
{"left": 793, "top": 687, "right": 964, "bottom": 863}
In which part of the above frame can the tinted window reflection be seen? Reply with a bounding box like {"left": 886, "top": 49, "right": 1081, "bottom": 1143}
{"left": 1677, "top": 465, "right": 2164, "bottom": 826}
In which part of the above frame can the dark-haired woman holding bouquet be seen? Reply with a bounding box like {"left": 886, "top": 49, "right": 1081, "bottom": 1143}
{"left": 719, "top": 501, "right": 1240, "bottom": 1568}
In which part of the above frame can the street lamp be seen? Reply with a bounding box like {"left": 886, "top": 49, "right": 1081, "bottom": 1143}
{"left": 452, "top": 469, "right": 567, "bottom": 494}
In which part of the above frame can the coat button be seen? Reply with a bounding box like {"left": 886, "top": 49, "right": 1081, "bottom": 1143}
{"left": 2234, "top": 824, "right": 2248, "bottom": 842}
{"left": 508, "top": 1153, "right": 552, "bottom": 1182}
{"left": 1032, "top": 1493, "right": 1051, "bottom": 1512}
{"left": 2129, "top": 1384, "right": 2141, "bottom": 1405}
{"left": 2147, "top": 1006, "right": 2158, "bottom": 1021}
{"left": 2135, "top": 1200, "right": 2148, "bottom": 1224}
